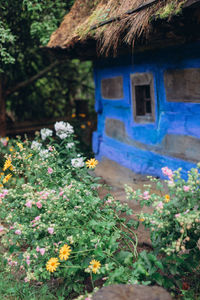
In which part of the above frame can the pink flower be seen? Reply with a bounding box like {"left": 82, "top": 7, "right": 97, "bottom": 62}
{"left": 59, "top": 191, "right": 64, "bottom": 196}
{"left": 9, "top": 226, "right": 14, "bottom": 230}
{"left": 175, "top": 213, "right": 180, "bottom": 218}
{"left": 48, "top": 146, "right": 53, "bottom": 151}
{"left": 168, "top": 180, "right": 175, "bottom": 187}
{"left": 156, "top": 202, "right": 163, "bottom": 210}
{"left": 39, "top": 248, "right": 45, "bottom": 256}
{"left": 48, "top": 167, "right": 53, "bottom": 174}
{"left": 3, "top": 189, "right": 8, "bottom": 196}
{"left": 35, "top": 216, "right": 41, "bottom": 221}
{"left": 36, "top": 246, "right": 40, "bottom": 252}
{"left": 183, "top": 185, "right": 190, "bottom": 192}
{"left": 0, "top": 227, "right": 4, "bottom": 232}
{"left": 26, "top": 259, "right": 31, "bottom": 266}
{"left": 36, "top": 202, "right": 42, "bottom": 209}
{"left": 24, "top": 277, "right": 29, "bottom": 282}
{"left": 143, "top": 191, "right": 150, "bottom": 200}
{"left": 48, "top": 227, "right": 54, "bottom": 234}
{"left": 15, "top": 230, "right": 21, "bottom": 235}
{"left": 25, "top": 201, "right": 32, "bottom": 208}
{"left": 161, "top": 167, "right": 173, "bottom": 179}
{"left": 106, "top": 199, "right": 112, "bottom": 204}
{"left": 1, "top": 140, "right": 8, "bottom": 146}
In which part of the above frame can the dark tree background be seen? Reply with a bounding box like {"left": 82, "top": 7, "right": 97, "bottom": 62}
{"left": 0, "top": 0, "right": 94, "bottom": 136}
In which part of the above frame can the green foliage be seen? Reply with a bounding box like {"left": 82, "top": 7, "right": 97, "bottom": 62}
{"left": 0, "top": 0, "right": 94, "bottom": 122}
{"left": 0, "top": 0, "right": 73, "bottom": 70}
{"left": 0, "top": 21, "right": 15, "bottom": 69}
{"left": 125, "top": 166, "right": 200, "bottom": 297}
{"left": 155, "top": 0, "right": 185, "bottom": 20}
{"left": 0, "top": 122, "right": 138, "bottom": 298}
{"left": 0, "top": 252, "right": 56, "bottom": 300}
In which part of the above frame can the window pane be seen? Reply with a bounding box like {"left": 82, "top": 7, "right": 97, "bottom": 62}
{"left": 135, "top": 86, "right": 146, "bottom": 115}
{"left": 146, "top": 100, "right": 152, "bottom": 114}
{"left": 135, "top": 85, "right": 152, "bottom": 116}
{"left": 164, "top": 68, "right": 200, "bottom": 102}
{"left": 131, "top": 72, "right": 155, "bottom": 123}
{"left": 101, "top": 76, "right": 123, "bottom": 99}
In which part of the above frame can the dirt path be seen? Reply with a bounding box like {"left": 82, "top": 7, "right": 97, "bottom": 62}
{"left": 95, "top": 158, "right": 159, "bottom": 248}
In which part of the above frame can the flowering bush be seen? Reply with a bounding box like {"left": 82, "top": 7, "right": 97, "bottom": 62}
{"left": 125, "top": 166, "right": 200, "bottom": 293}
{"left": 0, "top": 121, "right": 138, "bottom": 298}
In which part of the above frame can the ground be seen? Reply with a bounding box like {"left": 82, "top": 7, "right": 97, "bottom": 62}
{"left": 94, "top": 157, "right": 158, "bottom": 248}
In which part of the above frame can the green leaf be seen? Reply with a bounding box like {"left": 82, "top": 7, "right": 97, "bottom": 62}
{"left": 152, "top": 273, "right": 164, "bottom": 285}
{"left": 155, "top": 260, "right": 164, "bottom": 271}
{"left": 116, "top": 251, "right": 133, "bottom": 265}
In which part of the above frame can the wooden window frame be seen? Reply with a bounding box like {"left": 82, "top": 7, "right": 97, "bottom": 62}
{"left": 131, "top": 73, "right": 155, "bottom": 123}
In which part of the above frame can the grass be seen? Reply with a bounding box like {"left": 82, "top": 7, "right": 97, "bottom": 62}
{"left": 0, "top": 244, "right": 70, "bottom": 300}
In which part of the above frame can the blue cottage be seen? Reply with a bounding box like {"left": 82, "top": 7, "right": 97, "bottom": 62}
{"left": 48, "top": 0, "right": 200, "bottom": 178}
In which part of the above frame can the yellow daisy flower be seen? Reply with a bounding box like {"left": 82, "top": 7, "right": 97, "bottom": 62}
{"left": 46, "top": 257, "right": 60, "bottom": 272}
{"left": 9, "top": 148, "right": 14, "bottom": 152}
{"left": 85, "top": 158, "right": 98, "bottom": 169}
{"left": 3, "top": 174, "right": 12, "bottom": 184}
{"left": 79, "top": 113, "right": 86, "bottom": 118}
{"left": 89, "top": 259, "right": 101, "bottom": 274}
{"left": 164, "top": 194, "right": 170, "bottom": 203}
{"left": 81, "top": 124, "right": 86, "bottom": 129}
{"left": 16, "top": 142, "right": 23, "bottom": 150}
{"left": 71, "top": 113, "right": 76, "bottom": 118}
{"left": 3, "top": 159, "right": 12, "bottom": 171}
{"left": 59, "top": 244, "right": 71, "bottom": 261}
{"left": 87, "top": 121, "right": 91, "bottom": 126}
{"left": 139, "top": 218, "right": 145, "bottom": 222}
{"left": 0, "top": 184, "right": 3, "bottom": 188}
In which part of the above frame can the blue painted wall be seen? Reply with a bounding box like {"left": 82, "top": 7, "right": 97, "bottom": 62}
{"left": 92, "top": 43, "right": 200, "bottom": 178}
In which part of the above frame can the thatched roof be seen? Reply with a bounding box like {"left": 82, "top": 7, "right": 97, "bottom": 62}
{"left": 48, "top": 0, "right": 200, "bottom": 57}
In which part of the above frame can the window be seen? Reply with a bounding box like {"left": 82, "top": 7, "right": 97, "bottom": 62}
{"left": 131, "top": 73, "right": 155, "bottom": 123}
{"left": 164, "top": 68, "right": 200, "bottom": 102}
{"left": 101, "top": 76, "right": 123, "bottom": 99}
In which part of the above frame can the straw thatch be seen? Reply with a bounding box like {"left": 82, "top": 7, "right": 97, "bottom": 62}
{"left": 48, "top": 0, "right": 200, "bottom": 56}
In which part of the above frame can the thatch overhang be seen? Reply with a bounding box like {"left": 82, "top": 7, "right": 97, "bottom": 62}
{"left": 47, "top": 0, "right": 200, "bottom": 59}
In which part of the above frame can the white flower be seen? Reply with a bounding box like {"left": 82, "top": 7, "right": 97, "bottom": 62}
{"left": 31, "top": 141, "right": 42, "bottom": 151}
{"left": 39, "top": 149, "right": 50, "bottom": 160}
{"left": 54, "top": 121, "right": 74, "bottom": 139}
{"left": 71, "top": 157, "right": 84, "bottom": 168}
{"left": 66, "top": 142, "right": 74, "bottom": 149}
{"left": 40, "top": 128, "right": 53, "bottom": 140}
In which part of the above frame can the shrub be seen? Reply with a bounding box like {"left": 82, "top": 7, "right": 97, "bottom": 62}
{"left": 0, "top": 122, "right": 137, "bottom": 298}
{"left": 125, "top": 166, "right": 200, "bottom": 293}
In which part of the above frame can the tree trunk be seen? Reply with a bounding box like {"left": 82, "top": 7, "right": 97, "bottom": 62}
{"left": 0, "top": 76, "right": 6, "bottom": 137}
